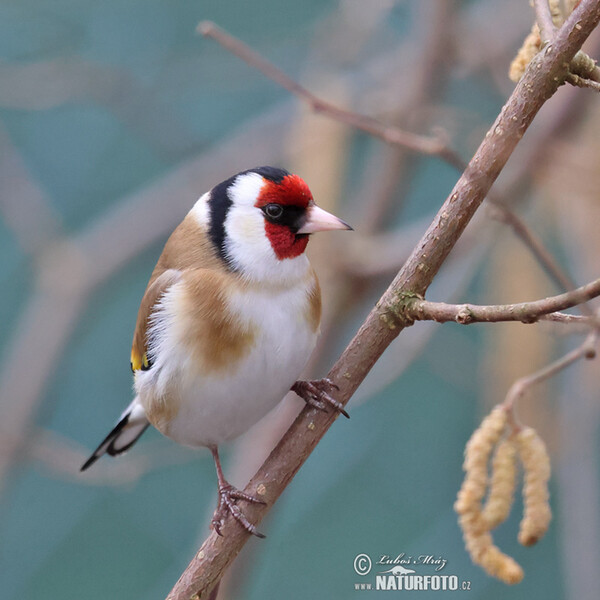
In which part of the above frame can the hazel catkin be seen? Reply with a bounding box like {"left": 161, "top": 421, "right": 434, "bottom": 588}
{"left": 455, "top": 406, "right": 523, "bottom": 584}
{"left": 479, "top": 546, "right": 524, "bottom": 585}
{"left": 516, "top": 427, "right": 551, "bottom": 546}
{"left": 455, "top": 406, "right": 507, "bottom": 513}
{"left": 482, "top": 437, "right": 517, "bottom": 529}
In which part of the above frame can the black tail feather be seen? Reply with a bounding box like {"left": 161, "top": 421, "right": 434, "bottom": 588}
{"left": 81, "top": 407, "right": 149, "bottom": 471}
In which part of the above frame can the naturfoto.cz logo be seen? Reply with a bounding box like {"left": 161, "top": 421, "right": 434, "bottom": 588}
{"left": 353, "top": 553, "right": 472, "bottom": 592}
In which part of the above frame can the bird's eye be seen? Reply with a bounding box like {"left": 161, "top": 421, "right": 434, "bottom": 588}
{"left": 264, "top": 204, "right": 284, "bottom": 219}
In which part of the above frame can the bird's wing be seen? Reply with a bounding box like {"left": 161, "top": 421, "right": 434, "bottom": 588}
{"left": 130, "top": 268, "right": 182, "bottom": 372}
{"left": 130, "top": 209, "right": 223, "bottom": 372}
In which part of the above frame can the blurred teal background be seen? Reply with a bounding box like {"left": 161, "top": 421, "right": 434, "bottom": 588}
{"left": 1, "top": 1, "right": 599, "bottom": 599}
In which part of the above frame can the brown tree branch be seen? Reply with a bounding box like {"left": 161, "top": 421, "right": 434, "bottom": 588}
{"left": 167, "top": 3, "right": 600, "bottom": 598}
{"left": 404, "top": 277, "right": 600, "bottom": 325}
{"left": 567, "top": 71, "right": 600, "bottom": 90}
{"left": 357, "top": 0, "right": 458, "bottom": 231}
{"left": 486, "top": 202, "right": 581, "bottom": 294}
{"left": 504, "top": 327, "right": 599, "bottom": 430}
{"left": 534, "top": 0, "right": 600, "bottom": 87}
{"left": 534, "top": 0, "right": 558, "bottom": 42}
{"left": 198, "top": 17, "right": 589, "bottom": 317}
{"left": 569, "top": 49, "right": 600, "bottom": 83}
{"left": 197, "top": 21, "right": 455, "bottom": 161}
{"left": 0, "top": 126, "right": 63, "bottom": 255}
{"left": 14, "top": 428, "right": 196, "bottom": 486}
{"left": 542, "top": 311, "right": 596, "bottom": 325}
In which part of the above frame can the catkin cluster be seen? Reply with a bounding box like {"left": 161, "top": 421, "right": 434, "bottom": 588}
{"left": 454, "top": 406, "right": 552, "bottom": 585}
{"left": 509, "top": 0, "right": 577, "bottom": 82}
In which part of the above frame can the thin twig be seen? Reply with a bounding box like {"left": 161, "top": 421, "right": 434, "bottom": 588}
{"left": 0, "top": 126, "right": 63, "bottom": 254}
{"left": 436, "top": 152, "right": 592, "bottom": 314}
{"left": 541, "top": 311, "right": 597, "bottom": 325}
{"left": 197, "top": 21, "right": 450, "bottom": 157}
{"left": 566, "top": 71, "right": 600, "bottom": 91}
{"left": 504, "top": 327, "right": 598, "bottom": 429}
{"left": 534, "top": 0, "right": 600, "bottom": 87}
{"left": 534, "top": 0, "right": 558, "bottom": 42}
{"left": 358, "top": 0, "right": 458, "bottom": 231}
{"left": 167, "top": 4, "right": 600, "bottom": 598}
{"left": 570, "top": 49, "right": 600, "bottom": 83}
{"left": 405, "top": 277, "right": 600, "bottom": 325}
{"left": 21, "top": 429, "right": 196, "bottom": 486}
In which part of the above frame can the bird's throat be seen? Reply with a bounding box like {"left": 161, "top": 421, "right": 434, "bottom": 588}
{"left": 264, "top": 222, "right": 309, "bottom": 260}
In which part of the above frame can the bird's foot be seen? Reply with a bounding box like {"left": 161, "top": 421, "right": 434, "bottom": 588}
{"left": 212, "top": 483, "right": 266, "bottom": 538}
{"left": 292, "top": 378, "right": 349, "bottom": 419}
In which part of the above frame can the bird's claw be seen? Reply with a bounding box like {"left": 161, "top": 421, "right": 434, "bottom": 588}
{"left": 292, "top": 378, "right": 349, "bottom": 419}
{"left": 212, "top": 484, "right": 266, "bottom": 538}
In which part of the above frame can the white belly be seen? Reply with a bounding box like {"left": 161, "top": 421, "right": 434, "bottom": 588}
{"left": 135, "top": 282, "right": 318, "bottom": 447}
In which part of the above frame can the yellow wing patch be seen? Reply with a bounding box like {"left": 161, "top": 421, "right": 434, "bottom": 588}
{"left": 130, "top": 349, "right": 151, "bottom": 372}
{"left": 130, "top": 268, "right": 181, "bottom": 375}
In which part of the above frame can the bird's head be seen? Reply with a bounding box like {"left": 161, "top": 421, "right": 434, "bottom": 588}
{"left": 202, "top": 166, "right": 352, "bottom": 284}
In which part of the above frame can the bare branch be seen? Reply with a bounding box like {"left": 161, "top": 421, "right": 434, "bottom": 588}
{"left": 405, "top": 277, "right": 600, "bottom": 325}
{"left": 570, "top": 46, "right": 600, "bottom": 81}
{"left": 541, "top": 312, "right": 599, "bottom": 325}
{"left": 567, "top": 71, "right": 600, "bottom": 91}
{"left": 357, "top": 0, "right": 458, "bottom": 232}
{"left": 167, "top": 3, "right": 600, "bottom": 598}
{"left": 504, "top": 328, "right": 599, "bottom": 427}
{"left": 534, "top": 0, "right": 558, "bottom": 42}
{"left": 530, "top": 2, "right": 600, "bottom": 89}
{"left": 0, "top": 126, "right": 63, "bottom": 254}
{"left": 0, "top": 283, "right": 89, "bottom": 498}
{"left": 0, "top": 59, "right": 198, "bottom": 156}
{"left": 197, "top": 21, "right": 451, "bottom": 159}
{"left": 486, "top": 203, "right": 581, "bottom": 295}
{"left": 22, "top": 429, "right": 196, "bottom": 486}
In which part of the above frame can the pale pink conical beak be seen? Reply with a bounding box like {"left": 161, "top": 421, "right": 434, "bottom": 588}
{"left": 296, "top": 205, "right": 353, "bottom": 234}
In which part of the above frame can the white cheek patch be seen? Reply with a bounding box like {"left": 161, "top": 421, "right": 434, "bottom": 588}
{"left": 189, "top": 192, "right": 210, "bottom": 227}
{"left": 224, "top": 173, "right": 273, "bottom": 270}
{"left": 227, "top": 203, "right": 269, "bottom": 250}
{"left": 223, "top": 173, "right": 272, "bottom": 270}
{"left": 222, "top": 172, "right": 311, "bottom": 284}
{"left": 227, "top": 208, "right": 271, "bottom": 254}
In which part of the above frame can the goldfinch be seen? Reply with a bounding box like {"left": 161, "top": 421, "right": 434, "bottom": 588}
{"left": 81, "top": 166, "right": 352, "bottom": 537}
